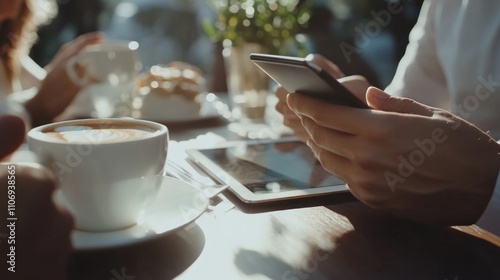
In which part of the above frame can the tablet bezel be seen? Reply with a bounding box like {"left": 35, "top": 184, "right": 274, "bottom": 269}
{"left": 186, "top": 138, "right": 349, "bottom": 203}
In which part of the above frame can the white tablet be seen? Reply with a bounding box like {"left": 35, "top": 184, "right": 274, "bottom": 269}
{"left": 186, "top": 138, "right": 348, "bottom": 203}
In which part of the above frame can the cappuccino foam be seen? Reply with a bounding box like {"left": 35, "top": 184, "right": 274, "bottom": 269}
{"left": 42, "top": 122, "right": 157, "bottom": 144}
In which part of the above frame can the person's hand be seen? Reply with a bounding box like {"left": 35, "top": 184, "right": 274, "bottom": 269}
{"left": 287, "top": 87, "right": 500, "bottom": 226}
{"left": 274, "top": 54, "right": 370, "bottom": 142}
{"left": 25, "top": 32, "right": 103, "bottom": 126}
{"left": 275, "top": 85, "right": 310, "bottom": 142}
{"left": 1, "top": 163, "right": 73, "bottom": 279}
{"left": 0, "top": 115, "right": 73, "bottom": 278}
{"left": 0, "top": 115, "right": 25, "bottom": 161}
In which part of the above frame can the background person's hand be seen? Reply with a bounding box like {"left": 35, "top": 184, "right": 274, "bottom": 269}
{"left": 274, "top": 54, "right": 370, "bottom": 142}
{"left": 25, "top": 32, "right": 103, "bottom": 126}
{"left": 287, "top": 87, "right": 500, "bottom": 226}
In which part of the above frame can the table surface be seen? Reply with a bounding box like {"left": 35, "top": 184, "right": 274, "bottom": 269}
{"left": 67, "top": 113, "right": 500, "bottom": 280}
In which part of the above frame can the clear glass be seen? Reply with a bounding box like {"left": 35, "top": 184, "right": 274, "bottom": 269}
{"left": 223, "top": 41, "right": 270, "bottom": 122}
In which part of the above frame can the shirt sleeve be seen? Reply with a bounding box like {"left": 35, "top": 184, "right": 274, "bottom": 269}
{"left": 0, "top": 99, "right": 31, "bottom": 128}
{"left": 475, "top": 171, "right": 500, "bottom": 235}
{"left": 19, "top": 55, "right": 45, "bottom": 89}
{"left": 384, "top": 0, "right": 450, "bottom": 110}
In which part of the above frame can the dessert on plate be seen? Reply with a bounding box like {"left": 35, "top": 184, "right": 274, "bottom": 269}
{"left": 135, "top": 61, "right": 206, "bottom": 121}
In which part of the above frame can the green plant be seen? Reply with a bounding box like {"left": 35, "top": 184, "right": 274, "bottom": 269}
{"left": 203, "top": 0, "right": 312, "bottom": 55}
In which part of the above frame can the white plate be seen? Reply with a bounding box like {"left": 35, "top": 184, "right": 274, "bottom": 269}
{"left": 141, "top": 93, "right": 229, "bottom": 123}
{"left": 71, "top": 176, "right": 208, "bottom": 250}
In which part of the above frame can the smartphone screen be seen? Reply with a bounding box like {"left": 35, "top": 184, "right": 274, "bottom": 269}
{"left": 250, "top": 53, "right": 369, "bottom": 109}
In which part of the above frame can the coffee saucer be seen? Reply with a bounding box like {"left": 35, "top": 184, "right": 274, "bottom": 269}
{"left": 69, "top": 176, "right": 209, "bottom": 250}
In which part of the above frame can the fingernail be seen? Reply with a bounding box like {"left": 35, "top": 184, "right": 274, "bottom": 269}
{"left": 368, "top": 87, "right": 390, "bottom": 99}
{"left": 306, "top": 139, "right": 312, "bottom": 148}
{"left": 286, "top": 93, "right": 297, "bottom": 110}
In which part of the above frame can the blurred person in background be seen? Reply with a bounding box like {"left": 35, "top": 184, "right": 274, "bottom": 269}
{"left": 0, "top": 2, "right": 100, "bottom": 274}
{"left": 0, "top": 0, "right": 102, "bottom": 128}
{"left": 30, "top": 0, "right": 104, "bottom": 67}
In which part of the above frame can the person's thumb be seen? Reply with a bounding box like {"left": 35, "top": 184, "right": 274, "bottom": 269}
{"left": 366, "top": 87, "right": 433, "bottom": 116}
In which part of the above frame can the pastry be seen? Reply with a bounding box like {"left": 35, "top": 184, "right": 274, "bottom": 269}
{"left": 136, "top": 61, "right": 205, "bottom": 120}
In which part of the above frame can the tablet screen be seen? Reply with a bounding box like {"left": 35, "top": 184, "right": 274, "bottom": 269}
{"left": 196, "top": 141, "right": 345, "bottom": 195}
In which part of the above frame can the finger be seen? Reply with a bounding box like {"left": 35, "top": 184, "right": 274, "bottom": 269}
{"left": 283, "top": 117, "right": 307, "bottom": 133}
{"left": 366, "top": 87, "right": 433, "bottom": 117}
{"left": 306, "top": 140, "right": 351, "bottom": 182}
{"left": 73, "top": 32, "right": 104, "bottom": 47}
{"left": 275, "top": 87, "right": 295, "bottom": 115}
{"left": 338, "top": 75, "right": 370, "bottom": 104}
{"left": 274, "top": 97, "right": 287, "bottom": 114}
{"left": 308, "top": 159, "right": 331, "bottom": 186}
{"left": 306, "top": 140, "right": 392, "bottom": 206}
{"left": 281, "top": 103, "right": 300, "bottom": 120}
{"left": 275, "top": 86, "right": 289, "bottom": 101}
{"left": 275, "top": 101, "right": 284, "bottom": 114}
{"left": 301, "top": 116, "right": 354, "bottom": 159}
{"left": 13, "top": 164, "right": 58, "bottom": 218}
{"left": 283, "top": 112, "right": 307, "bottom": 130}
{"left": 308, "top": 54, "right": 345, "bottom": 79}
{"left": 0, "top": 115, "right": 26, "bottom": 160}
{"left": 287, "top": 92, "right": 377, "bottom": 134}
{"left": 62, "top": 32, "right": 104, "bottom": 56}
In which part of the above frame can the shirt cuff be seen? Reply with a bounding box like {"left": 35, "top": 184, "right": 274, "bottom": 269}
{"left": 7, "top": 87, "right": 37, "bottom": 104}
{"left": 475, "top": 171, "right": 500, "bottom": 235}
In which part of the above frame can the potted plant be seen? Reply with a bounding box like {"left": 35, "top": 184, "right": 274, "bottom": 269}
{"left": 203, "top": 0, "right": 312, "bottom": 55}
{"left": 203, "top": 0, "right": 312, "bottom": 121}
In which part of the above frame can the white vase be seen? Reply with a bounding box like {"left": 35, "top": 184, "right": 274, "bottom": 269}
{"left": 223, "top": 42, "right": 270, "bottom": 121}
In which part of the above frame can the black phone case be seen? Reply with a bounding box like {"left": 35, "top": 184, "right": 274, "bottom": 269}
{"left": 250, "top": 53, "right": 369, "bottom": 109}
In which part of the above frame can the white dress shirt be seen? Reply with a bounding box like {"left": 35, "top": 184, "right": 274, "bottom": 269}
{"left": 386, "top": 0, "right": 500, "bottom": 235}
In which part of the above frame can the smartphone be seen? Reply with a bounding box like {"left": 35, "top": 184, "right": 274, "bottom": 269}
{"left": 249, "top": 53, "right": 369, "bottom": 109}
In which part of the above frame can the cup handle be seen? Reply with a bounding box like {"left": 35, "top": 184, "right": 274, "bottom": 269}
{"left": 66, "top": 55, "right": 89, "bottom": 87}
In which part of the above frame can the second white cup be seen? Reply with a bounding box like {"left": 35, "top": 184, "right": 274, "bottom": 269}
{"left": 67, "top": 42, "right": 142, "bottom": 118}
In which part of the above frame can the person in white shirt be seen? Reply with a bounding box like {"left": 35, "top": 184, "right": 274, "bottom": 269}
{"left": 0, "top": 0, "right": 102, "bottom": 127}
{"left": 275, "top": 0, "right": 500, "bottom": 235}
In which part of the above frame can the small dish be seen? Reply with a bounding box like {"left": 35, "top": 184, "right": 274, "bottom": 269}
{"left": 139, "top": 93, "right": 229, "bottom": 123}
{"left": 69, "top": 176, "right": 208, "bottom": 250}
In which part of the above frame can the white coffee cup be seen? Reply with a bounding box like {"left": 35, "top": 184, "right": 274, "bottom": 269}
{"left": 67, "top": 42, "right": 142, "bottom": 118}
{"left": 67, "top": 42, "right": 141, "bottom": 86}
{"left": 28, "top": 118, "right": 168, "bottom": 232}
